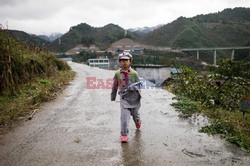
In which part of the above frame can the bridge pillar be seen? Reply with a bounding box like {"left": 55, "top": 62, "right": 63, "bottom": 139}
{"left": 214, "top": 50, "right": 217, "bottom": 65}
{"left": 231, "top": 49, "right": 235, "bottom": 60}
{"left": 196, "top": 50, "right": 199, "bottom": 60}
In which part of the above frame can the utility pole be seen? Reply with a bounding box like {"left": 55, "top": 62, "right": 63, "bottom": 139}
{"left": 214, "top": 50, "right": 217, "bottom": 65}
{"left": 6, "top": 21, "right": 8, "bottom": 29}
{"left": 231, "top": 49, "right": 235, "bottom": 60}
{"left": 197, "top": 50, "right": 199, "bottom": 60}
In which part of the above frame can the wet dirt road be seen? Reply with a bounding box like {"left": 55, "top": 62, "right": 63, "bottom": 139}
{"left": 0, "top": 62, "right": 249, "bottom": 166}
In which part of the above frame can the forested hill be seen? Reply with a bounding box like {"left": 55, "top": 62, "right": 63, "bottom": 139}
{"left": 5, "top": 30, "right": 49, "bottom": 48}
{"left": 47, "top": 23, "right": 136, "bottom": 52}
{"left": 139, "top": 7, "right": 250, "bottom": 48}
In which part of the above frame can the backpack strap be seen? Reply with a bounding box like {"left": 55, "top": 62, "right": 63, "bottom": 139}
{"left": 130, "top": 69, "right": 136, "bottom": 81}
{"left": 115, "top": 70, "right": 121, "bottom": 79}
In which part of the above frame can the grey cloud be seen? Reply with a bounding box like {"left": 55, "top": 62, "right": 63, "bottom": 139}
{"left": 0, "top": 0, "right": 249, "bottom": 35}
{"left": 0, "top": 0, "right": 73, "bottom": 20}
{"left": 0, "top": 0, "right": 21, "bottom": 6}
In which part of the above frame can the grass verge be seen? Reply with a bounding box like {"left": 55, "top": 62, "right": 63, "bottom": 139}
{"left": 0, "top": 70, "right": 75, "bottom": 127}
{"left": 170, "top": 95, "right": 250, "bottom": 153}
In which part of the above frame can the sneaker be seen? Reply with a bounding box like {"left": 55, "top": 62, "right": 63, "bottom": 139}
{"left": 120, "top": 135, "right": 128, "bottom": 143}
{"left": 136, "top": 120, "right": 142, "bottom": 129}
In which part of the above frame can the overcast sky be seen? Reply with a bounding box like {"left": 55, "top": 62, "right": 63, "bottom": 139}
{"left": 0, "top": 0, "right": 249, "bottom": 35}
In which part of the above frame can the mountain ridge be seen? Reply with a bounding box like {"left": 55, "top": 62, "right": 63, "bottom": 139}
{"left": 5, "top": 30, "right": 49, "bottom": 48}
{"left": 139, "top": 7, "right": 250, "bottom": 48}
{"left": 47, "top": 23, "right": 137, "bottom": 52}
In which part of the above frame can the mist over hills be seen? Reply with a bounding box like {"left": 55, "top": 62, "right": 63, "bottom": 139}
{"left": 37, "top": 33, "right": 63, "bottom": 42}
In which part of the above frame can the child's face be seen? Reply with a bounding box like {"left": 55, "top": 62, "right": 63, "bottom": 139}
{"left": 119, "top": 59, "right": 131, "bottom": 69}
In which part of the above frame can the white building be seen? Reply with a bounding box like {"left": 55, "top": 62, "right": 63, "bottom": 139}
{"left": 88, "top": 58, "right": 109, "bottom": 69}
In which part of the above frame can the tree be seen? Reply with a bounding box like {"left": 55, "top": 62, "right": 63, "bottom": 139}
{"left": 81, "top": 36, "right": 95, "bottom": 47}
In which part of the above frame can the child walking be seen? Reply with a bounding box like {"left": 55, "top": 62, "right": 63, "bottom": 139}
{"left": 111, "top": 52, "right": 142, "bottom": 143}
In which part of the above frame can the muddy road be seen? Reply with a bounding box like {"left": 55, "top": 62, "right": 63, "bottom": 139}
{"left": 0, "top": 62, "right": 249, "bottom": 166}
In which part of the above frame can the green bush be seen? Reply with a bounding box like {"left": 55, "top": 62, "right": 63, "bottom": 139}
{"left": 171, "top": 60, "right": 249, "bottom": 111}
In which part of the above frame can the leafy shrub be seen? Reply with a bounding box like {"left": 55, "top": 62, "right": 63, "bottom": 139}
{"left": 170, "top": 59, "right": 249, "bottom": 111}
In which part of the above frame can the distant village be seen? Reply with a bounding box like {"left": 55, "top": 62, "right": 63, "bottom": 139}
{"left": 59, "top": 37, "right": 176, "bottom": 70}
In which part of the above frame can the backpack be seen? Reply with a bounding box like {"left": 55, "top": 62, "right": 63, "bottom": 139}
{"left": 115, "top": 69, "right": 137, "bottom": 83}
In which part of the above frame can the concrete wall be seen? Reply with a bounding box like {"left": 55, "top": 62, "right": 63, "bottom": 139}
{"left": 135, "top": 67, "right": 171, "bottom": 83}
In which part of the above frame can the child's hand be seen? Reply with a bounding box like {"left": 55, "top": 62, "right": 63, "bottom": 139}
{"left": 127, "top": 86, "right": 136, "bottom": 91}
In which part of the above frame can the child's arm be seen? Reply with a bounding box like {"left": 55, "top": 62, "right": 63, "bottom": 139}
{"left": 111, "top": 73, "right": 118, "bottom": 101}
